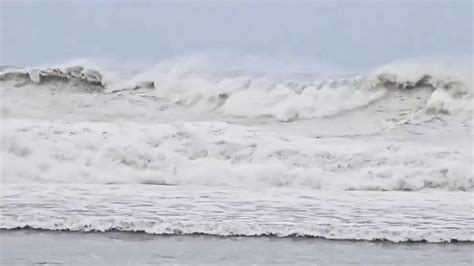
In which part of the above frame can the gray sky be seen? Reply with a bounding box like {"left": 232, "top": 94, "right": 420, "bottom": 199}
{"left": 1, "top": 1, "right": 472, "bottom": 69}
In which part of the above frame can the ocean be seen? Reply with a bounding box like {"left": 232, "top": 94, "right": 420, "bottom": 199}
{"left": 0, "top": 55, "right": 473, "bottom": 264}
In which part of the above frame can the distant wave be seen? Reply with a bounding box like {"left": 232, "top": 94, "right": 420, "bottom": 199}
{"left": 0, "top": 65, "right": 105, "bottom": 92}
{"left": 1, "top": 56, "right": 472, "bottom": 122}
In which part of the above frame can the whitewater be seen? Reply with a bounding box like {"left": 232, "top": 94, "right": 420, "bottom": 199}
{"left": 1, "top": 56, "right": 473, "bottom": 243}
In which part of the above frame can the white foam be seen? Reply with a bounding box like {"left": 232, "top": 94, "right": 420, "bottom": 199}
{"left": 2, "top": 184, "right": 472, "bottom": 242}
{"left": 1, "top": 55, "right": 473, "bottom": 243}
{"left": 1, "top": 119, "right": 472, "bottom": 191}
{"left": 2, "top": 55, "right": 472, "bottom": 122}
{"left": 373, "top": 55, "right": 473, "bottom": 115}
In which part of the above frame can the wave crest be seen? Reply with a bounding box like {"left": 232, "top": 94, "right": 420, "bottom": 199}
{"left": 1, "top": 57, "right": 472, "bottom": 122}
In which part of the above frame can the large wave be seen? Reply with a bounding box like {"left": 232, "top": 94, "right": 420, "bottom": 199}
{"left": 1, "top": 56, "right": 472, "bottom": 122}
{"left": 1, "top": 56, "right": 472, "bottom": 191}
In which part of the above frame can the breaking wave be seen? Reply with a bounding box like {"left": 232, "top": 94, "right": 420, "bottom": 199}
{"left": 2, "top": 119, "right": 472, "bottom": 190}
{"left": 1, "top": 56, "right": 472, "bottom": 122}
{"left": 1, "top": 56, "right": 473, "bottom": 245}
{"left": 1, "top": 56, "right": 472, "bottom": 191}
{"left": 3, "top": 223, "right": 471, "bottom": 243}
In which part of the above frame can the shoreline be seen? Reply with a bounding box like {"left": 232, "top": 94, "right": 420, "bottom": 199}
{"left": 1, "top": 228, "right": 472, "bottom": 244}
{"left": 1, "top": 230, "right": 473, "bottom": 265}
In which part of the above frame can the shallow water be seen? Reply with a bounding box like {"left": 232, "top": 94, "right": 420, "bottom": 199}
{"left": 1, "top": 230, "right": 473, "bottom": 265}
{"left": 1, "top": 184, "right": 472, "bottom": 242}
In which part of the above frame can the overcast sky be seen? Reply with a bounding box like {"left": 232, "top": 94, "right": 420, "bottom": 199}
{"left": 1, "top": 1, "right": 472, "bottom": 69}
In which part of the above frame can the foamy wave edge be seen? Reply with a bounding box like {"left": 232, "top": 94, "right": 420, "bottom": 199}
{"left": 1, "top": 222, "right": 471, "bottom": 243}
